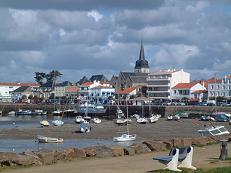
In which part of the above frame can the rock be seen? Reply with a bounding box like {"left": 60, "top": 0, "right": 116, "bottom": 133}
{"left": 74, "top": 148, "right": 86, "bottom": 158}
{"left": 0, "top": 152, "right": 18, "bottom": 166}
{"left": 124, "top": 147, "right": 135, "bottom": 156}
{"left": 35, "top": 150, "right": 56, "bottom": 165}
{"left": 172, "top": 138, "right": 192, "bottom": 147}
{"left": 143, "top": 141, "right": 167, "bottom": 151}
{"left": 0, "top": 152, "right": 42, "bottom": 167}
{"left": 55, "top": 148, "right": 78, "bottom": 160}
{"left": 110, "top": 146, "right": 124, "bottom": 157}
{"left": 131, "top": 144, "right": 151, "bottom": 154}
{"left": 192, "top": 137, "right": 214, "bottom": 146}
{"left": 83, "top": 147, "right": 96, "bottom": 157}
{"left": 181, "top": 138, "right": 192, "bottom": 147}
{"left": 94, "top": 146, "right": 113, "bottom": 158}
{"left": 14, "top": 153, "right": 42, "bottom": 166}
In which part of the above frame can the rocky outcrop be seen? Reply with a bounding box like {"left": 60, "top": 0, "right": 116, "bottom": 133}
{"left": 34, "top": 150, "right": 56, "bottom": 165}
{"left": 124, "top": 147, "right": 135, "bottom": 156}
{"left": 94, "top": 146, "right": 114, "bottom": 158}
{"left": 143, "top": 141, "right": 167, "bottom": 151}
{"left": 110, "top": 146, "right": 124, "bottom": 157}
{"left": 131, "top": 144, "right": 151, "bottom": 154}
{"left": 83, "top": 147, "right": 97, "bottom": 157}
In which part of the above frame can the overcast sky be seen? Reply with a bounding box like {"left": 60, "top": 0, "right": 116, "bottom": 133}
{"left": 0, "top": 0, "right": 231, "bottom": 82}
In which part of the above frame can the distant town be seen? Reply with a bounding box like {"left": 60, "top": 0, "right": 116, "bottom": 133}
{"left": 0, "top": 42, "right": 230, "bottom": 106}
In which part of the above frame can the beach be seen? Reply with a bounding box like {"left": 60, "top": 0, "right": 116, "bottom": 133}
{"left": 2, "top": 143, "right": 231, "bottom": 173}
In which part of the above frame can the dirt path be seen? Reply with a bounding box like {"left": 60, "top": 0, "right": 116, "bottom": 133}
{"left": 3, "top": 143, "right": 231, "bottom": 173}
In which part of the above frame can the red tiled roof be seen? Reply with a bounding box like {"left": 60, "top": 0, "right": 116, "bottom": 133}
{"left": 65, "top": 86, "right": 79, "bottom": 93}
{"left": 82, "top": 82, "right": 93, "bottom": 86}
{"left": 93, "top": 86, "right": 112, "bottom": 89}
{"left": 118, "top": 87, "right": 136, "bottom": 94}
{"left": 0, "top": 82, "right": 40, "bottom": 87}
{"left": 207, "top": 77, "right": 222, "bottom": 83}
{"left": 226, "top": 75, "right": 231, "bottom": 79}
{"left": 172, "top": 83, "right": 197, "bottom": 89}
{"left": 191, "top": 90, "right": 207, "bottom": 94}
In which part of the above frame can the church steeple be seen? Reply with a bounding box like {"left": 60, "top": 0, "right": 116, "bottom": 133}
{"left": 139, "top": 40, "right": 145, "bottom": 60}
{"left": 134, "top": 41, "right": 149, "bottom": 73}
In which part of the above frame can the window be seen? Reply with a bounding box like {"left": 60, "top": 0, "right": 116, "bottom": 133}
{"left": 217, "top": 85, "right": 220, "bottom": 89}
{"left": 223, "top": 85, "right": 225, "bottom": 90}
{"left": 229, "top": 85, "right": 231, "bottom": 90}
{"left": 211, "top": 85, "right": 214, "bottom": 90}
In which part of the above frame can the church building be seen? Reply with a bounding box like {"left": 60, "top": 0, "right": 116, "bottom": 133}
{"left": 112, "top": 42, "right": 150, "bottom": 92}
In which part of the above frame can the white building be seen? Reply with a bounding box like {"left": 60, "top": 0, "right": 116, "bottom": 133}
{"left": 89, "top": 86, "right": 115, "bottom": 103}
{"left": 79, "top": 81, "right": 115, "bottom": 102}
{"left": 172, "top": 82, "right": 206, "bottom": 101}
{"left": 208, "top": 75, "right": 231, "bottom": 99}
{"left": 147, "top": 69, "right": 190, "bottom": 100}
{"left": 0, "top": 82, "right": 39, "bottom": 102}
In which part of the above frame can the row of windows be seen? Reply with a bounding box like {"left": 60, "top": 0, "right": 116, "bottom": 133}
{"left": 210, "top": 85, "right": 231, "bottom": 90}
{"left": 209, "top": 91, "right": 231, "bottom": 97}
{"left": 149, "top": 93, "right": 170, "bottom": 97}
{"left": 174, "top": 90, "right": 190, "bottom": 95}
{"left": 148, "top": 87, "right": 169, "bottom": 91}
{"left": 148, "top": 81, "right": 170, "bottom": 85}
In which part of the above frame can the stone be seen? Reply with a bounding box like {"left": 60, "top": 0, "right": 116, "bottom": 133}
{"left": 124, "top": 147, "right": 135, "bottom": 156}
{"left": 83, "top": 147, "right": 97, "bottom": 157}
{"left": 74, "top": 148, "right": 86, "bottom": 158}
{"left": 0, "top": 152, "right": 18, "bottom": 166}
{"left": 94, "top": 146, "right": 113, "bottom": 158}
{"left": 143, "top": 141, "right": 167, "bottom": 151}
{"left": 35, "top": 150, "right": 56, "bottom": 165}
{"left": 14, "top": 154, "right": 42, "bottom": 166}
{"left": 110, "top": 146, "right": 124, "bottom": 157}
{"left": 192, "top": 137, "right": 213, "bottom": 146}
{"left": 131, "top": 144, "right": 151, "bottom": 154}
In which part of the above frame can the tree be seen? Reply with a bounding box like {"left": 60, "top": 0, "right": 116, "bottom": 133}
{"left": 45, "top": 70, "right": 63, "bottom": 85}
{"left": 34, "top": 70, "right": 62, "bottom": 86}
{"left": 34, "top": 72, "right": 46, "bottom": 85}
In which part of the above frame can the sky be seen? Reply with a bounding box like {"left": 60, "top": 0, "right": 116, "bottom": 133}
{"left": 0, "top": 0, "right": 231, "bottom": 83}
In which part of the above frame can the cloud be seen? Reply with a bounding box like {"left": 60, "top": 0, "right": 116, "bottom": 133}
{"left": 0, "top": 0, "right": 231, "bottom": 82}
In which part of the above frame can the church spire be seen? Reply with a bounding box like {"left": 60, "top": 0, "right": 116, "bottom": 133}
{"left": 134, "top": 41, "right": 149, "bottom": 73}
{"left": 139, "top": 40, "right": 145, "bottom": 60}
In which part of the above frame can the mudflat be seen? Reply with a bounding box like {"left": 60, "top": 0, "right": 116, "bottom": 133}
{"left": 0, "top": 118, "right": 230, "bottom": 140}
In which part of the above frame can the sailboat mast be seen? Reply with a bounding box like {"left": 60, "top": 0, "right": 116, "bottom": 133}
{"left": 126, "top": 97, "right": 129, "bottom": 135}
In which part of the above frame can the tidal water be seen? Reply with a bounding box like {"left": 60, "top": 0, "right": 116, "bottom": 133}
{"left": 0, "top": 139, "right": 134, "bottom": 153}
{"left": 0, "top": 116, "right": 136, "bottom": 153}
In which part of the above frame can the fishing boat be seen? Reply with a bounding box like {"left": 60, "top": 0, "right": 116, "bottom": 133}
{"left": 113, "top": 98, "right": 136, "bottom": 142}
{"left": 75, "top": 116, "right": 84, "bottom": 123}
{"left": 78, "top": 102, "right": 106, "bottom": 114}
{"left": 40, "top": 120, "right": 50, "bottom": 127}
{"left": 92, "top": 117, "right": 102, "bottom": 124}
{"left": 167, "top": 115, "right": 180, "bottom": 121}
{"left": 198, "top": 125, "right": 230, "bottom": 136}
{"left": 52, "top": 119, "right": 64, "bottom": 126}
{"left": 149, "top": 114, "right": 161, "bottom": 123}
{"left": 37, "top": 135, "right": 64, "bottom": 143}
{"left": 52, "top": 109, "right": 63, "bottom": 116}
{"left": 79, "top": 120, "right": 91, "bottom": 133}
{"left": 137, "top": 117, "right": 149, "bottom": 124}
{"left": 15, "top": 109, "right": 33, "bottom": 116}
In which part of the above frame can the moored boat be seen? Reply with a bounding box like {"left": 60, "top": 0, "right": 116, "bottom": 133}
{"left": 52, "top": 119, "right": 64, "bottom": 126}
{"left": 40, "top": 120, "right": 50, "bottom": 127}
{"left": 37, "top": 135, "right": 64, "bottom": 143}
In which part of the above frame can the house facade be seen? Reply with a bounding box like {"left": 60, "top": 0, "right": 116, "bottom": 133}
{"left": 208, "top": 75, "right": 231, "bottom": 99}
{"left": 0, "top": 82, "right": 39, "bottom": 102}
{"left": 89, "top": 86, "right": 115, "bottom": 104}
{"left": 172, "top": 83, "right": 206, "bottom": 101}
{"left": 147, "top": 69, "right": 190, "bottom": 100}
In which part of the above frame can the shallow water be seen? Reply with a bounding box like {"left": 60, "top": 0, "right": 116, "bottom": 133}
{"left": 0, "top": 139, "right": 136, "bottom": 153}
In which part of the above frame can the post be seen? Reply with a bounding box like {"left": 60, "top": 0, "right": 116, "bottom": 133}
{"left": 219, "top": 139, "right": 228, "bottom": 160}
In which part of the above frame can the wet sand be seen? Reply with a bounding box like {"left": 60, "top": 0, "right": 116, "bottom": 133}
{"left": 3, "top": 143, "right": 231, "bottom": 173}
{"left": 0, "top": 118, "right": 231, "bottom": 141}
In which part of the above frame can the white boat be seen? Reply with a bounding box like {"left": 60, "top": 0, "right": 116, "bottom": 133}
{"left": 137, "top": 117, "right": 149, "bottom": 124}
{"left": 75, "top": 116, "right": 84, "bottom": 123}
{"left": 34, "top": 109, "right": 47, "bottom": 115}
{"left": 52, "top": 119, "right": 64, "bottom": 126}
{"left": 8, "top": 111, "right": 15, "bottom": 117}
{"left": 37, "top": 135, "right": 64, "bottom": 143}
{"left": 92, "top": 117, "right": 102, "bottom": 124}
{"left": 113, "top": 98, "right": 136, "bottom": 142}
{"left": 52, "top": 109, "right": 63, "bottom": 116}
{"left": 198, "top": 125, "right": 230, "bottom": 136}
{"left": 167, "top": 115, "right": 180, "bottom": 121}
{"left": 40, "top": 120, "right": 50, "bottom": 127}
{"left": 80, "top": 120, "right": 91, "bottom": 133}
{"left": 149, "top": 114, "right": 161, "bottom": 123}
{"left": 113, "top": 133, "right": 136, "bottom": 142}
{"left": 83, "top": 115, "right": 91, "bottom": 121}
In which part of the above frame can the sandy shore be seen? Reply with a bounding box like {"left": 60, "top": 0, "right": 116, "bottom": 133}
{"left": 0, "top": 118, "right": 231, "bottom": 140}
{"left": 3, "top": 143, "right": 231, "bottom": 173}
